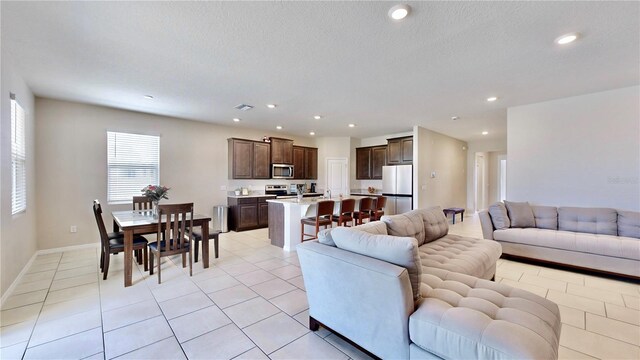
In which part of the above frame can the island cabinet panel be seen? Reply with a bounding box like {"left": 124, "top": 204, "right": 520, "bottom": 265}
{"left": 371, "top": 146, "right": 387, "bottom": 179}
{"left": 387, "top": 136, "right": 413, "bottom": 164}
{"left": 268, "top": 202, "right": 284, "bottom": 247}
{"left": 270, "top": 137, "right": 294, "bottom": 164}
{"left": 292, "top": 146, "right": 306, "bottom": 179}
{"left": 356, "top": 147, "right": 372, "bottom": 180}
{"left": 304, "top": 147, "right": 318, "bottom": 180}
{"left": 228, "top": 196, "right": 275, "bottom": 232}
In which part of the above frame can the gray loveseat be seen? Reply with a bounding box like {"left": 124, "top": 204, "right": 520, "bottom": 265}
{"left": 479, "top": 201, "right": 640, "bottom": 279}
{"left": 298, "top": 207, "right": 561, "bottom": 359}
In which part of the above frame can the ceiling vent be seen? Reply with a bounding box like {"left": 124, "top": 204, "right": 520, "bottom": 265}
{"left": 234, "top": 104, "right": 254, "bottom": 111}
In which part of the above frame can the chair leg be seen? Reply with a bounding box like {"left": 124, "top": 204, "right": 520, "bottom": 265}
{"left": 300, "top": 223, "right": 305, "bottom": 242}
{"left": 99, "top": 248, "right": 105, "bottom": 271}
{"left": 149, "top": 250, "right": 155, "bottom": 275}
{"left": 103, "top": 252, "right": 110, "bottom": 280}
{"left": 194, "top": 240, "right": 200, "bottom": 263}
{"left": 182, "top": 252, "right": 187, "bottom": 268}
{"left": 214, "top": 236, "right": 219, "bottom": 259}
{"left": 143, "top": 247, "right": 148, "bottom": 272}
{"left": 157, "top": 251, "right": 162, "bottom": 284}
{"left": 188, "top": 250, "right": 193, "bottom": 277}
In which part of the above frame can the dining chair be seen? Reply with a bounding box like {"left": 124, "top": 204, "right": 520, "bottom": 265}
{"left": 93, "top": 200, "right": 148, "bottom": 280}
{"left": 353, "top": 197, "right": 375, "bottom": 225}
{"left": 149, "top": 203, "right": 194, "bottom": 284}
{"left": 132, "top": 196, "right": 153, "bottom": 211}
{"left": 301, "top": 200, "right": 335, "bottom": 241}
{"left": 331, "top": 198, "right": 355, "bottom": 227}
{"left": 372, "top": 196, "right": 387, "bottom": 221}
{"left": 191, "top": 227, "right": 221, "bottom": 262}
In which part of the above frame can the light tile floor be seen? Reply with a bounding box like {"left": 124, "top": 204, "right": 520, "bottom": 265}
{"left": 1, "top": 215, "right": 638, "bottom": 359}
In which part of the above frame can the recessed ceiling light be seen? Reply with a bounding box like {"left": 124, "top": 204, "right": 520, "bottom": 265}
{"left": 388, "top": 4, "right": 411, "bottom": 20}
{"left": 486, "top": 96, "right": 498, "bottom": 102}
{"left": 482, "top": 131, "right": 489, "bottom": 135}
{"left": 144, "top": 95, "right": 154, "bottom": 99}
{"left": 314, "top": 115, "right": 322, "bottom": 120}
{"left": 276, "top": 125, "right": 283, "bottom": 130}
{"left": 267, "top": 104, "right": 277, "bottom": 109}
{"left": 348, "top": 124, "right": 356, "bottom": 128}
{"left": 233, "top": 118, "right": 241, "bottom": 122}
{"left": 451, "top": 116, "right": 459, "bottom": 121}
{"left": 309, "top": 131, "right": 316, "bottom": 136}
{"left": 556, "top": 32, "right": 579, "bottom": 45}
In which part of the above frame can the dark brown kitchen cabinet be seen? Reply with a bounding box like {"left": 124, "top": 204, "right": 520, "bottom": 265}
{"left": 356, "top": 145, "right": 387, "bottom": 180}
{"left": 387, "top": 136, "right": 413, "bottom": 164}
{"left": 270, "top": 137, "right": 294, "bottom": 164}
{"left": 228, "top": 138, "right": 271, "bottom": 179}
{"left": 293, "top": 146, "right": 305, "bottom": 179}
{"left": 228, "top": 196, "right": 275, "bottom": 231}
{"left": 304, "top": 147, "right": 318, "bottom": 180}
{"left": 293, "top": 145, "right": 318, "bottom": 180}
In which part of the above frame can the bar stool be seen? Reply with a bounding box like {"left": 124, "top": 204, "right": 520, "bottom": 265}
{"left": 372, "top": 196, "right": 387, "bottom": 220}
{"left": 301, "top": 200, "right": 335, "bottom": 241}
{"left": 331, "top": 198, "right": 355, "bottom": 227}
{"left": 353, "top": 197, "right": 375, "bottom": 225}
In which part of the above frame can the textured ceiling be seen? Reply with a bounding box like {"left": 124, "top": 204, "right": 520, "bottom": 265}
{"left": 2, "top": 1, "right": 638, "bottom": 141}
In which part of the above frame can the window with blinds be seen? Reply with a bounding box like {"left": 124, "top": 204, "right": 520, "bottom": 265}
{"left": 11, "top": 94, "right": 26, "bottom": 215}
{"left": 107, "top": 131, "right": 160, "bottom": 203}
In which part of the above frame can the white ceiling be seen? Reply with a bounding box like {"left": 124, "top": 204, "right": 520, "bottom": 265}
{"left": 2, "top": 1, "right": 638, "bottom": 141}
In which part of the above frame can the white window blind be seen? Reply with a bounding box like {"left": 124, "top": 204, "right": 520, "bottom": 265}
{"left": 107, "top": 131, "right": 160, "bottom": 203}
{"left": 11, "top": 95, "right": 26, "bottom": 214}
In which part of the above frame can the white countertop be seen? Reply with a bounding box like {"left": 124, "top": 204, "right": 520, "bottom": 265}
{"left": 267, "top": 195, "right": 371, "bottom": 205}
{"left": 226, "top": 194, "right": 276, "bottom": 199}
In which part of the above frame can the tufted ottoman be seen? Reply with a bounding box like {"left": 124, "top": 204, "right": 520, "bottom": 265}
{"left": 419, "top": 234, "right": 502, "bottom": 280}
{"left": 410, "top": 267, "right": 561, "bottom": 359}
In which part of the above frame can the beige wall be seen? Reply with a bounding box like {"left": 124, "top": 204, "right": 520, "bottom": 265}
{"left": 507, "top": 86, "right": 640, "bottom": 210}
{"left": 1, "top": 52, "right": 37, "bottom": 297}
{"left": 414, "top": 126, "right": 467, "bottom": 209}
{"left": 34, "top": 98, "right": 314, "bottom": 250}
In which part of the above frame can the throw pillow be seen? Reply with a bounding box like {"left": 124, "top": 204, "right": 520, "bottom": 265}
{"left": 488, "top": 202, "right": 511, "bottom": 229}
{"left": 416, "top": 207, "right": 449, "bottom": 243}
{"left": 380, "top": 211, "right": 426, "bottom": 245}
{"left": 332, "top": 226, "right": 422, "bottom": 301}
{"left": 317, "top": 228, "right": 336, "bottom": 247}
{"left": 504, "top": 201, "right": 536, "bottom": 228}
{"left": 354, "top": 220, "right": 388, "bottom": 235}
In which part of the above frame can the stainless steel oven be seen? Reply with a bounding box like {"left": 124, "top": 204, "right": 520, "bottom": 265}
{"left": 272, "top": 164, "right": 294, "bottom": 179}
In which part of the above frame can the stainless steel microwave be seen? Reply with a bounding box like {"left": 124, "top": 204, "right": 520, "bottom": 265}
{"left": 272, "top": 164, "right": 294, "bottom": 179}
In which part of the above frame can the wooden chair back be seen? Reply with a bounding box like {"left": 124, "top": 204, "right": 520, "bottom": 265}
{"left": 133, "top": 196, "right": 153, "bottom": 210}
{"left": 375, "top": 196, "right": 387, "bottom": 211}
{"left": 359, "top": 197, "right": 375, "bottom": 212}
{"left": 92, "top": 200, "right": 108, "bottom": 248}
{"left": 316, "top": 200, "right": 335, "bottom": 219}
{"left": 157, "top": 203, "right": 194, "bottom": 256}
{"left": 339, "top": 198, "right": 356, "bottom": 216}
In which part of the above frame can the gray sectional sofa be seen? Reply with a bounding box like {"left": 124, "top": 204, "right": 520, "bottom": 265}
{"left": 479, "top": 201, "right": 640, "bottom": 279}
{"left": 297, "top": 207, "right": 562, "bottom": 359}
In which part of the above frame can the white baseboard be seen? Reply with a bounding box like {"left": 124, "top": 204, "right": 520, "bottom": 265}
{"left": 1, "top": 242, "right": 100, "bottom": 307}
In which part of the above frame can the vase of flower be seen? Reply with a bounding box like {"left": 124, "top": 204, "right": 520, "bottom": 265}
{"left": 141, "top": 185, "right": 170, "bottom": 218}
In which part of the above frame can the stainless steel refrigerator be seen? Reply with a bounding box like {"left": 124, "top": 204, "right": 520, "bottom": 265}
{"left": 382, "top": 165, "right": 413, "bottom": 215}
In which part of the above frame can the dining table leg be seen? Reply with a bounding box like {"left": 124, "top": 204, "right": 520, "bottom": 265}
{"left": 124, "top": 229, "right": 133, "bottom": 287}
{"left": 201, "top": 220, "right": 210, "bottom": 268}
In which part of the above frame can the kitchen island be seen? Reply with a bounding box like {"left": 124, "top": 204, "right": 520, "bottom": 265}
{"left": 267, "top": 196, "right": 374, "bottom": 251}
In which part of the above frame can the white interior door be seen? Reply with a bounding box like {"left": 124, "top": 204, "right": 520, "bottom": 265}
{"left": 326, "top": 158, "right": 348, "bottom": 197}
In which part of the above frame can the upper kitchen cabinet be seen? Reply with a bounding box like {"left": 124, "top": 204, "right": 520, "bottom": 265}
{"left": 387, "top": 136, "right": 413, "bottom": 164}
{"left": 304, "top": 147, "right": 318, "bottom": 180}
{"left": 293, "top": 145, "right": 318, "bottom": 180}
{"left": 356, "top": 145, "right": 386, "bottom": 179}
{"left": 270, "top": 137, "right": 294, "bottom": 164}
{"left": 228, "top": 138, "right": 271, "bottom": 179}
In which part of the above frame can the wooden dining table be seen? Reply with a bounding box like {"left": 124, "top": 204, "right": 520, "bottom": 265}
{"left": 112, "top": 210, "right": 212, "bottom": 287}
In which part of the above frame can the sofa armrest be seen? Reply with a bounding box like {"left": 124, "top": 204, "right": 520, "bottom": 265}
{"left": 297, "top": 240, "right": 414, "bottom": 359}
{"left": 479, "top": 210, "right": 495, "bottom": 240}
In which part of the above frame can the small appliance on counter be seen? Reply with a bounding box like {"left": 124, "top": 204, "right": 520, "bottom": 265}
{"left": 310, "top": 183, "right": 317, "bottom": 193}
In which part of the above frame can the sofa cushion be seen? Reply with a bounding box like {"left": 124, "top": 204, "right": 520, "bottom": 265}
{"left": 493, "top": 228, "right": 640, "bottom": 261}
{"left": 331, "top": 226, "right": 422, "bottom": 301}
{"left": 418, "top": 235, "right": 502, "bottom": 279}
{"left": 381, "top": 211, "right": 426, "bottom": 245}
{"left": 411, "top": 268, "right": 561, "bottom": 360}
{"left": 558, "top": 207, "right": 617, "bottom": 235}
{"left": 532, "top": 205, "right": 558, "bottom": 230}
{"left": 488, "top": 202, "right": 510, "bottom": 230}
{"left": 354, "top": 220, "right": 389, "bottom": 235}
{"left": 618, "top": 210, "right": 640, "bottom": 239}
{"left": 317, "top": 228, "right": 336, "bottom": 247}
{"left": 504, "top": 201, "right": 536, "bottom": 228}
{"left": 416, "top": 207, "right": 449, "bottom": 243}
